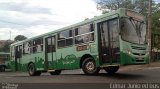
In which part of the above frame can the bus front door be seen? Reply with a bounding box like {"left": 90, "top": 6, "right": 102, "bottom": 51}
{"left": 45, "top": 36, "right": 56, "bottom": 70}
{"left": 15, "top": 45, "right": 22, "bottom": 71}
{"left": 99, "top": 19, "right": 120, "bottom": 64}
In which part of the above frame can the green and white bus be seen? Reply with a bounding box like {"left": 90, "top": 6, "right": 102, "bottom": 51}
{"left": 9, "top": 8, "right": 149, "bottom": 76}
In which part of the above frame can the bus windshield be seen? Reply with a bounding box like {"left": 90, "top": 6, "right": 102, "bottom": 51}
{"left": 120, "top": 17, "right": 146, "bottom": 44}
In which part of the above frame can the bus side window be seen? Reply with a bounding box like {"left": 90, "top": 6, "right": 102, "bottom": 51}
{"left": 47, "top": 37, "right": 52, "bottom": 52}
{"left": 75, "top": 23, "right": 94, "bottom": 44}
{"left": 33, "top": 38, "right": 43, "bottom": 53}
{"left": 36, "top": 39, "right": 43, "bottom": 52}
{"left": 52, "top": 36, "right": 56, "bottom": 52}
{"left": 47, "top": 36, "right": 56, "bottom": 52}
{"left": 33, "top": 41, "right": 36, "bottom": 53}
{"left": 23, "top": 42, "right": 31, "bottom": 54}
{"left": 16, "top": 45, "right": 22, "bottom": 58}
{"left": 57, "top": 30, "right": 73, "bottom": 48}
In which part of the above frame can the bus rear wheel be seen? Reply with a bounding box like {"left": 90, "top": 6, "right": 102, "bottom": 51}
{"left": 82, "top": 58, "right": 100, "bottom": 75}
{"left": 28, "top": 63, "right": 41, "bottom": 76}
{"left": 50, "top": 70, "right": 61, "bottom": 75}
{"left": 104, "top": 66, "right": 119, "bottom": 74}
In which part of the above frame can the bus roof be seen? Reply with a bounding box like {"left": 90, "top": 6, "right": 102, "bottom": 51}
{"left": 11, "top": 8, "right": 133, "bottom": 46}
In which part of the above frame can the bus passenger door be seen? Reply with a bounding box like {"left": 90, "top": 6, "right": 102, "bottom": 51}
{"left": 108, "top": 19, "right": 120, "bottom": 63}
{"left": 98, "top": 19, "right": 120, "bottom": 64}
{"left": 15, "top": 45, "right": 22, "bottom": 71}
{"left": 45, "top": 36, "right": 56, "bottom": 70}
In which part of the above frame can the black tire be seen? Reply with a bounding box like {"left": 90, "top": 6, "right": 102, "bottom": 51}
{"left": 104, "top": 66, "right": 119, "bottom": 74}
{"left": 28, "top": 63, "right": 41, "bottom": 76}
{"left": 0, "top": 66, "right": 5, "bottom": 72}
{"left": 82, "top": 57, "right": 100, "bottom": 75}
{"left": 50, "top": 70, "right": 61, "bottom": 75}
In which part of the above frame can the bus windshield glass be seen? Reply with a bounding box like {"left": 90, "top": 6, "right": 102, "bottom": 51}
{"left": 120, "top": 17, "right": 146, "bottom": 44}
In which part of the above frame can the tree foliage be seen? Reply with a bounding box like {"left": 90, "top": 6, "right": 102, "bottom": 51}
{"left": 152, "top": 12, "right": 160, "bottom": 33}
{"left": 97, "top": 0, "right": 133, "bottom": 13}
{"left": 97, "top": 1, "right": 160, "bottom": 36}
{"left": 14, "top": 35, "right": 27, "bottom": 41}
{"left": 97, "top": 0, "right": 158, "bottom": 16}
{"left": 0, "top": 35, "right": 27, "bottom": 52}
{"left": 0, "top": 41, "right": 13, "bottom": 52}
{"left": 152, "top": 12, "right": 160, "bottom": 48}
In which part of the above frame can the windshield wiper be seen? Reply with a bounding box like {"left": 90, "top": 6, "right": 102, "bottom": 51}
{"left": 129, "top": 18, "right": 136, "bottom": 29}
{"left": 129, "top": 18, "right": 140, "bottom": 37}
{"left": 138, "top": 22, "right": 143, "bottom": 38}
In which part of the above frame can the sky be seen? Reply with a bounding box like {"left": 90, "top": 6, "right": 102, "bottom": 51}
{"left": 155, "top": 0, "right": 160, "bottom": 3}
{"left": 0, "top": 0, "right": 102, "bottom": 40}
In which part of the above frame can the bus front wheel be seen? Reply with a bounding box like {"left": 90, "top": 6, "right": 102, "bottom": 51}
{"left": 50, "top": 70, "right": 61, "bottom": 75}
{"left": 28, "top": 63, "right": 41, "bottom": 76}
{"left": 82, "top": 58, "right": 100, "bottom": 75}
{"left": 104, "top": 66, "right": 119, "bottom": 74}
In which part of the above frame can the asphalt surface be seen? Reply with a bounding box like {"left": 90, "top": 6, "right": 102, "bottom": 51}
{"left": 0, "top": 65, "right": 160, "bottom": 89}
{"left": 0, "top": 67, "right": 160, "bottom": 83}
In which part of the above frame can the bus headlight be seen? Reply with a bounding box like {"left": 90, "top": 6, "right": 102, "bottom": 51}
{"left": 126, "top": 50, "right": 131, "bottom": 55}
{"left": 146, "top": 52, "right": 149, "bottom": 55}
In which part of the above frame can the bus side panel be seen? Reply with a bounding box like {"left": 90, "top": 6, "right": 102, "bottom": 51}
{"left": 9, "top": 60, "right": 16, "bottom": 72}
{"left": 55, "top": 46, "right": 79, "bottom": 70}
{"left": 55, "top": 43, "right": 99, "bottom": 70}
{"left": 33, "top": 53, "right": 45, "bottom": 71}
{"left": 21, "top": 52, "right": 45, "bottom": 72}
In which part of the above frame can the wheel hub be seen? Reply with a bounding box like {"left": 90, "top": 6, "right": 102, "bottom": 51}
{"left": 86, "top": 62, "right": 95, "bottom": 71}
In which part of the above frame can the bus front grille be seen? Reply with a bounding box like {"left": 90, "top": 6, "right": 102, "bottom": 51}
{"left": 133, "top": 53, "right": 145, "bottom": 56}
{"left": 131, "top": 46, "right": 146, "bottom": 50}
{"left": 135, "top": 57, "right": 144, "bottom": 62}
{"left": 135, "top": 60, "right": 145, "bottom": 62}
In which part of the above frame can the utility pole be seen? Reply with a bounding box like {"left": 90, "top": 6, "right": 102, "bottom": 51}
{"left": 148, "top": 0, "right": 152, "bottom": 61}
{"left": 9, "top": 31, "right": 11, "bottom": 40}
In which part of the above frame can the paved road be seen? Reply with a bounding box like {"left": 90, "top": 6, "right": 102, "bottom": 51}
{"left": 0, "top": 66, "right": 160, "bottom": 89}
{"left": 0, "top": 67, "right": 160, "bottom": 83}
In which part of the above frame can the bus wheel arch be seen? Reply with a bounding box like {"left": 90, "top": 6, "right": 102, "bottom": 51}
{"left": 27, "top": 62, "right": 41, "bottom": 76}
{"left": 28, "top": 62, "right": 34, "bottom": 68}
{"left": 80, "top": 54, "right": 100, "bottom": 75}
{"left": 80, "top": 54, "right": 93, "bottom": 68}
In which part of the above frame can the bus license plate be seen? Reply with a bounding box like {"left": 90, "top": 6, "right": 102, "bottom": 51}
{"left": 138, "top": 57, "right": 143, "bottom": 60}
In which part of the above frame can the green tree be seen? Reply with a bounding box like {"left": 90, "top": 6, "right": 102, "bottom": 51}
{"left": 152, "top": 12, "right": 160, "bottom": 34}
{"left": 14, "top": 35, "right": 27, "bottom": 41}
{"left": 97, "top": 0, "right": 133, "bottom": 13}
{"left": 97, "top": 0, "right": 157, "bottom": 15}
{"left": 152, "top": 12, "right": 160, "bottom": 48}
{"left": 0, "top": 40, "right": 13, "bottom": 52}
